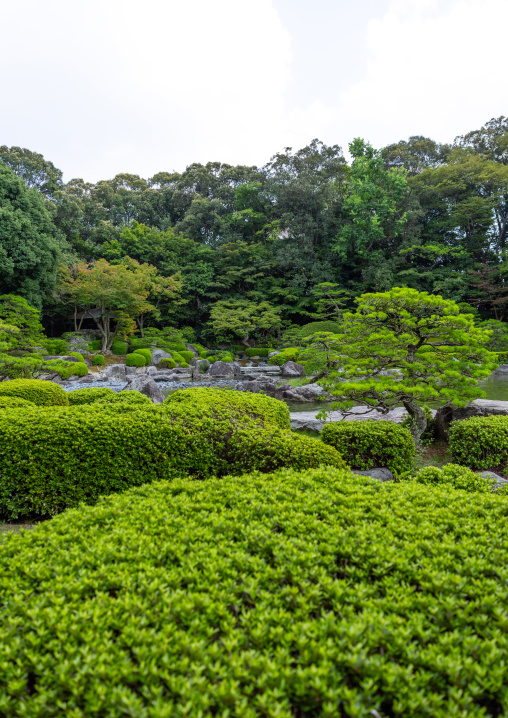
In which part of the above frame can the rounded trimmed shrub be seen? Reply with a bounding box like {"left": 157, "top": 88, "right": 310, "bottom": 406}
{"left": 88, "top": 340, "right": 101, "bottom": 351}
{"left": 171, "top": 352, "right": 184, "bottom": 364}
{"left": 92, "top": 354, "right": 105, "bottom": 366}
{"left": 126, "top": 353, "right": 146, "bottom": 367}
{"left": 179, "top": 361, "right": 190, "bottom": 368}
{"left": 111, "top": 340, "right": 128, "bottom": 356}
{"left": 132, "top": 348, "right": 152, "bottom": 363}
{"left": 67, "top": 351, "right": 85, "bottom": 362}
{"left": 412, "top": 463, "right": 495, "bottom": 493}
{"left": 179, "top": 350, "right": 194, "bottom": 362}
{"left": 0, "top": 379, "right": 69, "bottom": 407}
{"left": 321, "top": 420, "right": 415, "bottom": 477}
{"left": 0, "top": 396, "right": 35, "bottom": 409}
{"left": 300, "top": 320, "right": 341, "bottom": 337}
{"left": 158, "top": 358, "right": 177, "bottom": 370}
{"left": 245, "top": 348, "right": 270, "bottom": 357}
{"left": 450, "top": 415, "right": 508, "bottom": 470}
{"left": 167, "top": 342, "right": 187, "bottom": 353}
{"left": 2, "top": 469, "right": 508, "bottom": 715}
{"left": 68, "top": 388, "right": 115, "bottom": 406}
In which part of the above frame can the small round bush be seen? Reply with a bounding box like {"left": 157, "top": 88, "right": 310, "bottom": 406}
{"left": 133, "top": 348, "right": 152, "bottom": 363}
{"left": 268, "top": 348, "right": 300, "bottom": 366}
{"left": 126, "top": 353, "right": 146, "bottom": 367}
{"left": 60, "top": 362, "right": 88, "bottom": 379}
{"left": 92, "top": 354, "right": 105, "bottom": 366}
{"left": 111, "top": 340, "right": 128, "bottom": 356}
{"left": 97, "top": 391, "right": 152, "bottom": 406}
{"left": 179, "top": 361, "right": 190, "bottom": 368}
{"left": 167, "top": 342, "right": 187, "bottom": 353}
{"left": 158, "top": 358, "right": 177, "bottom": 370}
{"left": 321, "top": 420, "right": 415, "bottom": 477}
{"left": 171, "top": 352, "right": 184, "bottom": 364}
{"left": 0, "top": 379, "right": 69, "bottom": 406}
{"left": 179, "top": 350, "right": 194, "bottom": 362}
{"left": 68, "top": 388, "right": 115, "bottom": 406}
{"left": 300, "top": 320, "right": 341, "bottom": 337}
{"left": 67, "top": 351, "right": 85, "bottom": 362}
{"left": 0, "top": 396, "right": 35, "bottom": 409}
{"left": 413, "top": 464, "right": 495, "bottom": 493}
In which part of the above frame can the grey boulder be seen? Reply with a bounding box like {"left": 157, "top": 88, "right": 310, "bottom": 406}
{"left": 123, "top": 376, "right": 164, "bottom": 404}
{"left": 479, "top": 471, "right": 508, "bottom": 490}
{"left": 43, "top": 355, "right": 80, "bottom": 363}
{"left": 268, "top": 351, "right": 281, "bottom": 358}
{"left": 281, "top": 361, "right": 305, "bottom": 377}
{"left": 208, "top": 361, "right": 236, "bottom": 377}
{"left": 146, "top": 365, "right": 158, "bottom": 375}
{"left": 353, "top": 468, "right": 394, "bottom": 482}
{"left": 103, "top": 363, "right": 127, "bottom": 381}
{"left": 151, "top": 348, "right": 173, "bottom": 366}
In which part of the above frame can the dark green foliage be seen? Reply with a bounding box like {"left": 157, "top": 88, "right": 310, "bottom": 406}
{"left": 178, "top": 350, "right": 194, "bottom": 362}
{"left": 132, "top": 347, "right": 152, "bottom": 362}
{"left": 92, "top": 354, "right": 105, "bottom": 366}
{"left": 412, "top": 463, "right": 494, "bottom": 493}
{"left": 165, "top": 387, "right": 291, "bottom": 430}
{"left": 0, "top": 379, "right": 68, "bottom": 406}
{"left": 0, "top": 396, "right": 35, "bottom": 409}
{"left": 401, "top": 405, "right": 436, "bottom": 443}
{"left": 67, "top": 387, "right": 115, "bottom": 405}
{"left": 96, "top": 391, "right": 152, "bottom": 406}
{"left": 495, "top": 351, "right": 508, "bottom": 363}
{"left": 158, "top": 357, "right": 176, "bottom": 369}
{"left": 67, "top": 351, "right": 84, "bottom": 362}
{"left": 167, "top": 342, "right": 187, "bottom": 352}
{"left": 111, "top": 340, "right": 128, "bottom": 356}
{"left": 450, "top": 416, "right": 508, "bottom": 470}
{"left": 88, "top": 339, "right": 101, "bottom": 351}
{"left": 300, "top": 320, "right": 341, "bottom": 337}
{"left": 0, "top": 396, "right": 343, "bottom": 518}
{"left": 129, "top": 337, "right": 153, "bottom": 350}
{"left": 2, "top": 468, "right": 508, "bottom": 716}
{"left": 245, "top": 347, "right": 270, "bottom": 357}
{"left": 322, "top": 420, "right": 415, "bottom": 476}
{"left": 232, "top": 344, "right": 246, "bottom": 353}
{"left": 126, "top": 353, "right": 146, "bottom": 367}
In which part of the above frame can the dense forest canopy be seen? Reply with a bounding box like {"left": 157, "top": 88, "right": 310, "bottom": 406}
{"left": 1, "top": 115, "right": 507, "bottom": 342}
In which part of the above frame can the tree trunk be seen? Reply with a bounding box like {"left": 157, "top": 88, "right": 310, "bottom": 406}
{"left": 402, "top": 398, "right": 427, "bottom": 446}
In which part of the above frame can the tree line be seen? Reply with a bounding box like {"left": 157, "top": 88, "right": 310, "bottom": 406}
{"left": 0, "top": 115, "right": 507, "bottom": 345}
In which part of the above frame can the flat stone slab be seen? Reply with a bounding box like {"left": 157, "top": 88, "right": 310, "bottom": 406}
{"left": 290, "top": 406, "right": 419, "bottom": 433}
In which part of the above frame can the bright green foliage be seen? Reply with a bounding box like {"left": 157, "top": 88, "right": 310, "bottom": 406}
{"left": 2, "top": 468, "right": 508, "bottom": 715}
{"left": 206, "top": 350, "right": 233, "bottom": 363}
{"left": 413, "top": 463, "right": 495, "bottom": 493}
{"left": 170, "top": 352, "right": 184, "bottom": 364}
{"left": 495, "top": 351, "right": 508, "bottom": 363}
{"left": 125, "top": 353, "right": 146, "bottom": 367}
{"left": 322, "top": 420, "right": 415, "bottom": 477}
{"left": 165, "top": 387, "right": 291, "bottom": 430}
{"left": 401, "top": 405, "right": 436, "bottom": 443}
{"left": 96, "top": 391, "right": 152, "bottom": 406}
{"left": 268, "top": 347, "right": 300, "bottom": 365}
{"left": 61, "top": 361, "right": 88, "bottom": 379}
{"left": 67, "top": 351, "right": 84, "bottom": 362}
{"left": 167, "top": 342, "right": 187, "bottom": 352}
{"left": 129, "top": 337, "right": 152, "bottom": 350}
{"left": 68, "top": 388, "right": 115, "bottom": 405}
{"left": 0, "top": 379, "right": 68, "bottom": 406}
{"left": 0, "top": 354, "right": 81, "bottom": 381}
{"left": 0, "top": 399, "right": 343, "bottom": 518}
{"left": 300, "top": 320, "right": 342, "bottom": 337}
{"left": 245, "top": 348, "right": 270, "bottom": 357}
{"left": 179, "top": 361, "right": 189, "bottom": 368}
{"left": 0, "top": 294, "right": 46, "bottom": 350}
{"left": 450, "top": 415, "right": 508, "bottom": 470}
{"left": 178, "top": 350, "right": 194, "bottom": 362}
{"left": 111, "top": 340, "right": 128, "bottom": 355}
{"left": 88, "top": 339, "right": 101, "bottom": 351}
{"left": 43, "top": 338, "right": 69, "bottom": 355}
{"left": 92, "top": 354, "right": 105, "bottom": 366}
{"left": 132, "top": 347, "right": 152, "bottom": 362}
{"left": 0, "top": 396, "right": 35, "bottom": 409}
{"left": 312, "top": 288, "right": 497, "bottom": 442}
{"left": 158, "top": 357, "right": 176, "bottom": 369}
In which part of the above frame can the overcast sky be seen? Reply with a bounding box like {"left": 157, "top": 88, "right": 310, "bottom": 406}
{"left": 1, "top": 0, "right": 506, "bottom": 182}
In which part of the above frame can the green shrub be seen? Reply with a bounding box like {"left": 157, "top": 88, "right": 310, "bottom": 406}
{"left": 179, "top": 350, "right": 194, "bottom": 362}
{"left": 111, "top": 340, "right": 128, "bottom": 356}
{"left": 179, "top": 361, "right": 190, "bottom": 368}
{"left": 170, "top": 352, "right": 184, "bottom": 364}
{"left": 206, "top": 350, "right": 233, "bottom": 362}
{"left": 2, "top": 469, "right": 508, "bottom": 716}
{"left": 0, "top": 379, "right": 69, "bottom": 407}
{"left": 129, "top": 337, "right": 152, "bottom": 350}
{"left": 132, "top": 347, "right": 152, "bottom": 363}
{"left": 92, "top": 354, "right": 105, "bottom": 366}
{"left": 412, "top": 463, "right": 495, "bottom": 493}
{"left": 245, "top": 347, "right": 270, "bottom": 357}
{"left": 0, "top": 399, "right": 343, "bottom": 518}
{"left": 167, "top": 342, "right": 187, "bottom": 353}
{"left": 88, "top": 339, "right": 101, "bottom": 351}
{"left": 43, "top": 338, "right": 68, "bottom": 355}
{"left": 67, "top": 351, "right": 85, "bottom": 362}
{"left": 495, "top": 351, "right": 508, "bottom": 363}
{"left": 0, "top": 396, "right": 35, "bottom": 409}
{"left": 268, "top": 347, "right": 300, "bottom": 366}
{"left": 96, "top": 391, "right": 152, "bottom": 406}
{"left": 232, "top": 344, "right": 245, "bottom": 353}
{"left": 126, "top": 353, "right": 146, "bottom": 367}
{"left": 450, "top": 415, "right": 508, "bottom": 470}
{"left": 67, "top": 388, "right": 115, "bottom": 406}
{"left": 300, "top": 320, "right": 341, "bottom": 337}
{"left": 60, "top": 361, "right": 88, "bottom": 379}
{"left": 165, "top": 387, "right": 291, "bottom": 430}
{"left": 322, "top": 420, "right": 415, "bottom": 477}
{"left": 158, "top": 357, "right": 177, "bottom": 369}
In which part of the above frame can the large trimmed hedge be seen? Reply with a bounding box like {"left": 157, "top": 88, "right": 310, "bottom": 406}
{"left": 450, "top": 415, "right": 508, "bottom": 470}
{"left": 0, "top": 396, "right": 35, "bottom": 409}
{"left": 68, "top": 387, "right": 115, "bottom": 405}
{"left": 1, "top": 468, "right": 508, "bottom": 716}
{"left": 0, "top": 379, "right": 69, "bottom": 406}
{"left": 322, "top": 420, "right": 415, "bottom": 476}
{"left": 126, "top": 353, "right": 146, "bottom": 367}
{"left": 0, "top": 401, "right": 343, "bottom": 518}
